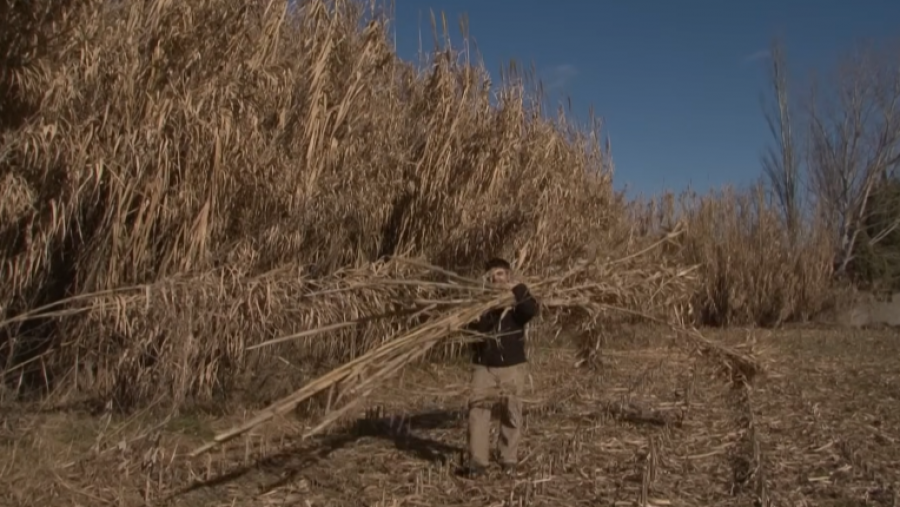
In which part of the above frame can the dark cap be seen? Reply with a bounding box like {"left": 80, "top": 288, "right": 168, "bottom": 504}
{"left": 484, "top": 257, "right": 512, "bottom": 272}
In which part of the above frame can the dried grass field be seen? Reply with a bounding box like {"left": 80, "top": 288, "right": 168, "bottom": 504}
{"left": 2, "top": 325, "right": 898, "bottom": 507}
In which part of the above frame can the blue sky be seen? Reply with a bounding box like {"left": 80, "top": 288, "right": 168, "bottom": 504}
{"left": 388, "top": 1, "right": 900, "bottom": 197}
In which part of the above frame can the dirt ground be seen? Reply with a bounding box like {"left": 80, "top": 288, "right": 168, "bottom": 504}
{"left": 1, "top": 326, "right": 899, "bottom": 507}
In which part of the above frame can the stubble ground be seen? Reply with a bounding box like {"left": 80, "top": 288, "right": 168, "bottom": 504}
{"left": 1, "top": 325, "right": 898, "bottom": 507}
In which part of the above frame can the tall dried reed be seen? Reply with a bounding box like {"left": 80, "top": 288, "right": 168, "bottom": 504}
{"left": 0, "top": 0, "right": 836, "bottom": 409}
{"left": 0, "top": 0, "right": 623, "bottom": 406}
{"left": 630, "top": 185, "right": 835, "bottom": 326}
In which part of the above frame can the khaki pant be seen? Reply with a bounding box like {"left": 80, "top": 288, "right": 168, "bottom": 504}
{"left": 467, "top": 364, "right": 526, "bottom": 467}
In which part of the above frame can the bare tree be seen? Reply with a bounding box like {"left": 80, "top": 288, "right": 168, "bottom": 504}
{"left": 760, "top": 38, "right": 803, "bottom": 236}
{"left": 805, "top": 42, "right": 900, "bottom": 274}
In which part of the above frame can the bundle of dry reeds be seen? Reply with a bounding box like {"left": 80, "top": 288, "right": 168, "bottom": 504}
{"left": 188, "top": 227, "right": 757, "bottom": 457}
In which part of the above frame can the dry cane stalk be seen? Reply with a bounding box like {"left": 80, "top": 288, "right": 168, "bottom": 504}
{"left": 189, "top": 303, "right": 487, "bottom": 456}
{"left": 189, "top": 246, "right": 756, "bottom": 458}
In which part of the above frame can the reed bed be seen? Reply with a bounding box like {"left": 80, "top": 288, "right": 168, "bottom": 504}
{"left": 2, "top": 224, "right": 700, "bottom": 400}
{"left": 1, "top": 0, "right": 833, "bottom": 415}
{"left": 629, "top": 186, "right": 836, "bottom": 326}
{"left": 0, "top": 0, "right": 620, "bottom": 404}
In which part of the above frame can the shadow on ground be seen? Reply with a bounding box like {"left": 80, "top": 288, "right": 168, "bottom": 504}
{"left": 175, "top": 408, "right": 465, "bottom": 499}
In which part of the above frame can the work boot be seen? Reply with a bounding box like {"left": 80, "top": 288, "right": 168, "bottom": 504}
{"left": 459, "top": 463, "right": 487, "bottom": 478}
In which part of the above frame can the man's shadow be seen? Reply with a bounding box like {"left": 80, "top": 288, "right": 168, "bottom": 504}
{"left": 352, "top": 407, "right": 465, "bottom": 463}
{"left": 175, "top": 407, "right": 465, "bottom": 498}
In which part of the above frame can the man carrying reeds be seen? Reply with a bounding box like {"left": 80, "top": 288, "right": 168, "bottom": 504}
{"left": 463, "top": 258, "right": 539, "bottom": 478}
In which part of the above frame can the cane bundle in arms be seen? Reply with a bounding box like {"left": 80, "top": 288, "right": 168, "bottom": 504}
{"left": 190, "top": 226, "right": 759, "bottom": 457}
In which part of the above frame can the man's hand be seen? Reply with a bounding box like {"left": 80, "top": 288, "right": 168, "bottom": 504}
{"left": 501, "top": 275, "right": 518, "bottom": 291}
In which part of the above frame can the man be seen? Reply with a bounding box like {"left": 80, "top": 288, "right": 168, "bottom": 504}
{"left": 463, "top": 257, "right": 539, "bottom": 478}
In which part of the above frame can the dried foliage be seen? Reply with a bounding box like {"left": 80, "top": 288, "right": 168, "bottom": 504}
{"left": 630, "top": 186, "right": 836, "bottom": 327}
{"left": 0, "top": 0, "right": 613, "bottom": 305}
{"left": 1, "top": 0, "right": 835, "bottom": 414}
{"left": 0, "top": 0, "right": 617, "bottom": 398}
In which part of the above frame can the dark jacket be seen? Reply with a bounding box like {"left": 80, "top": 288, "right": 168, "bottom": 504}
{"left": 468, "top": 283, "right": 539, "bottom": 367}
